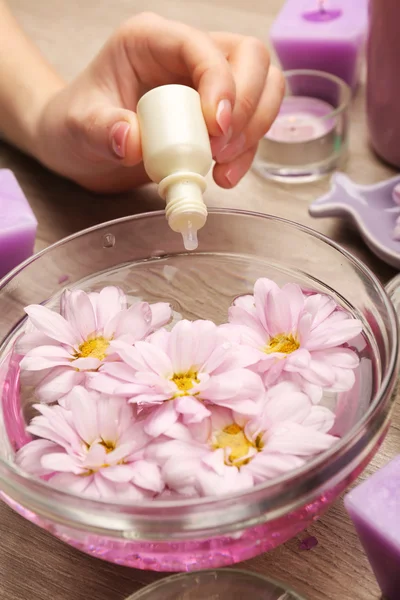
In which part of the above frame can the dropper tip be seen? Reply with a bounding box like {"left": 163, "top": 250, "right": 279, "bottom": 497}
{"left": 181, "top": 221, "right": 199, "bottom": 251}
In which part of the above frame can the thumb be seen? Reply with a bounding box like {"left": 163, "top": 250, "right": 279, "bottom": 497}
{"left": 74, "top": 104, "right": 142, "bottom": 166}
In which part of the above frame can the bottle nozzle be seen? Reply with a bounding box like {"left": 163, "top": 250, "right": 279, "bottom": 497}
{"left": 180, "top": 220, "right": 199, "bottom": 251}
{"left": 161, "top": 175, "right": 208, "bottom": 251}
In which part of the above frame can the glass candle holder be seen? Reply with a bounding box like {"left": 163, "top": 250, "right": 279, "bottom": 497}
{"left": 252, "top": 70, "right": 351, "bottom": 183}
{"left": 125, "top": 569, "right": 305, "bottom": 600}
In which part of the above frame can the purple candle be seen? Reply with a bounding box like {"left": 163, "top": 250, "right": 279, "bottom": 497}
{"left": 266, "top": 96, "right": 335, "bottom": 143}
{"left": 344, "top": 456, "right": 400, "bottom": 599}
{"left": 0, "top": 169, "right": 37, "bottom": 280}
{"left": 270, "top": 0, "right": 369, "bottom": 91}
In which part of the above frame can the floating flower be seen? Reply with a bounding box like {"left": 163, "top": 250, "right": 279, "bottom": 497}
{"left": 16, "top": 386, "right": 163, "bottom": 500}
{"left": 225, "top": 279, "right": 362, "bottom": 396}
{"left": 16, "top": 286, "right": 171, "bottom": 402}
{"left": 90, "top": 319, "right": 265, "bottom": 437}
{"left": 147, "top": 382, "right": 337, "bottom": 497}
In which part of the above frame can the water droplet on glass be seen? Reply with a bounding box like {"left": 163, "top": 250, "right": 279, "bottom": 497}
{"left": 102, "top": 233, "right": 115, "bottom": 248}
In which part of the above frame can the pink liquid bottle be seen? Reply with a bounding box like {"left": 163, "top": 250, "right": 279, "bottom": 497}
{"left": 367, "top": 0, "right": 400, "bottom": 168}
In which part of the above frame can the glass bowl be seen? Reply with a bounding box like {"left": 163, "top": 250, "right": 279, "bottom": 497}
{"left": 0, "top": 209, "right": 398, "bottom": 572}
{"left": 252, "top": 70, "right": 351, "bottom": 183}
{"left": 125, "top": 569, "right": 305, "bottom": 599}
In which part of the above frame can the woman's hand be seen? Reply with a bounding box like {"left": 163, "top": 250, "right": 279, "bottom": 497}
{"left": 34, "top": 13, "right": 285, "bottom": 193}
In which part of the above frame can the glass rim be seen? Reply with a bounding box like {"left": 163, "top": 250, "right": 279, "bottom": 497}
{"left": 0, "top": 208, "right": 397, "bottom": 536}
{"left": 124, "top": 568, "right": 305, "bottom": 600}
{"left": 282, "top": 68, "right": 352, "bottom": 121}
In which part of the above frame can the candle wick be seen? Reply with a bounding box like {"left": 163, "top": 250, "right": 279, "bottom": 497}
{"left": 318, "top": 0, "right": 326, "bottom": 13}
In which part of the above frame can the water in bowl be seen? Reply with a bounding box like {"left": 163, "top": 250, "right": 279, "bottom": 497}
{"left": 0, "top": 252, "right": 377, "bottom": 457}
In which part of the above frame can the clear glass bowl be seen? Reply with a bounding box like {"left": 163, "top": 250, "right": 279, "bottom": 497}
{"left": 125, "top": 569, "right": 305, "bottom": 599}
{"left": 0, "top": 209, "right": 398, "bottom": 572}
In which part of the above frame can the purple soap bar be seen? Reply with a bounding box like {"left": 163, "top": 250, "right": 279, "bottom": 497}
{"left": 0, "top": 169, "right": 37, "bottom": 279}
{"left": 345, "top": 456, "right": 400, "bottom": 599}
{"left": 270, "top": 0, "right": 369, "bottom": 91}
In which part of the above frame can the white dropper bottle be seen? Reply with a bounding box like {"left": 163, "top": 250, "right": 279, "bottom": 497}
{"left": 137, "top": 85, "right": 213, "bottom": 251}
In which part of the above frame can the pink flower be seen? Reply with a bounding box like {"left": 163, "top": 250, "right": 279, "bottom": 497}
{"left": 225, "top": 279, "right": 362, "bottom": 397}
{"left": 147, "top": 382, "right": 337, "bottom": 497}
{"left": 90, "top": 319, "right": 265, "bottom": 437}
{"left": 16, "top": 286, "right": 171, "bottom": 402}
{"left": 16, "top": 386, "right": 163, "bottom": 500}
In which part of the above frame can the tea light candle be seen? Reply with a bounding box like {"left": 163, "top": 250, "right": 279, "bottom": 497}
{"left": 266, "top": 96, "right": 335, "bottom": 143}
{"left": 0, "top": 169, "right": 37, "bottom": 279}
{"left": 270, "top": 0, "right": 369, "bottom": 91}
{"left": 345, "top": 457, "right": 400, "bottom": 600}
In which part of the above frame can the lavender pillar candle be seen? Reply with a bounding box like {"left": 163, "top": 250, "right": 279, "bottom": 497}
{"left": 344, "top": 456, "right": 400, "bottom": 600}
{"left": 0, "top": 169, "right": 37, "bottom": 279}
{"left": 270, "top": 0, "right": 369, "bottom": 91}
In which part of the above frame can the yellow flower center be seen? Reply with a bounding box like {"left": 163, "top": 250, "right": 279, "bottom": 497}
{"left": 213, "top": 423, "right": 263, "bottom": 468}
{"left": 99, "top": 439, "right": 116, "bottom": 453}
{"left": 77, "top": 336, "right": 109, "bottom": 361}
{"left": 265, "top": 333, "right": 299, "bottom": 355}
{"left": 171, "top": 370, "right": 199, "bottom": 395}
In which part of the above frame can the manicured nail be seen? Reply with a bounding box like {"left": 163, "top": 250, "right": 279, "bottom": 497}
{"left": 225, "top": 165, "right": 242, "bottom": 187}
{"left": 110, "top": 121, "right": 130, "bottom": 158}
{"left": 210, "top": 128, "right": 232, "bottom": 157}
{"left": 216, "top": 99, "right": 232, "bottom": 136}
{"left": 216, "top": 134, "right": 246, "bottom": 164}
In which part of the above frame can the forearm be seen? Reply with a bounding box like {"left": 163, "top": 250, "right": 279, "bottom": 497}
{"left": 0, "top": 1, "right": 64, "bottom": 157}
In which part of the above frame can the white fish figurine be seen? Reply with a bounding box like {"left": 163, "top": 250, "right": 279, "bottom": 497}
{"left": 309, "top": 172, "right": 400, "bottom": 268}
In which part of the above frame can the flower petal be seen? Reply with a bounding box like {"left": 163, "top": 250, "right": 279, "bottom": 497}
{"left": 25, "top": 305, "right": 77, "bottom": 347}
{"left": 35, "top": 367, "right": 84, "bottom": 403}
{"left": 20, "top": 355, "right": 72, "bottom": 371}
{"left": 301, "top": 406, "right": 335, "bottom": 433}
{"left": 72, "top": 357, "right": 102, "bottom": 371}
{"left": 135, "top": 341, "right": 173, "bottom": 377}
{"left": 144, "top": 401, "right": 178, "bottom": 437}
{"left": 168, "top": 320, "right": 197, "bottom": 373}
{"left": 254, "top": 277, "right": 279, "bottom": 330}
{"left": 248, "top": 453, "right": 305, "bottom": 480}
{"left": 69, "top": 387, "right": 99, "bottom": 443}
{"left": 41, "top": 452, "right": 82, "bottom": 474}
{"left": 127, "top": 460, "right": 164, "bottom": 492}
{"left": 96, "top": 286, "right": 126, "bottom": 331}
{"left": 65, "top": 290, "right": 97, "bottom": 341}
{"left": 267, "top": 422, "right": 337, "bottom": 455}
{"left": 175, "top": 395, "right": 211, "bottom": 423}
{"left": 112, "top": 302, "right": 152, "bottom": 342}
{"left": 150, "top": 302, "right": 172, "bottom": 330}
{"left": 262, "top": 382, "right": 311, "bottom": 425}
{"left": 16, "top": 439, "right": 58, "bottom": 476}
{"left": 15, "top": 331, "right": 57, "bottom": 355}
{"left": 50, "top": 472, "right": 94, "bottom": 495}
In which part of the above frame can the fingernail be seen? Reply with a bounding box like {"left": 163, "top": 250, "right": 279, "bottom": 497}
{"left": 110, "top": 121, "right": 130, "bottom": 158}
{"left": 216, "top": 134, "right": 246, "bottom": 164}
{"left": 225, "top": 165, "right": 242, "bottom": 187}
{"left": 210, "top": 128, "right": 232, "bottom": 157}
{"left": 216, "top": 99, "right": 232, "bottom": 136}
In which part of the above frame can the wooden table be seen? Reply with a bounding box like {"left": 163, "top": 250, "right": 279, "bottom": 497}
{"left": 1, "top": 1, "right": 399, "bottom": 599}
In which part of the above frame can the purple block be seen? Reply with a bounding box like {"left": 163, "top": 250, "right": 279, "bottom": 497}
{"left": 345, "top": 456, "right": 400, "bottom": 600}
{"left": 270, "top": 0, "right": 369, "bottom": 91}
{"left": 0, "top": 169, "right": 37, "bottom": 280}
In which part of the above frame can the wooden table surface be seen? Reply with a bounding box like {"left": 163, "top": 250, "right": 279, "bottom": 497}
{"left": 1, "top": 1, "right": 399, "bottom": 599}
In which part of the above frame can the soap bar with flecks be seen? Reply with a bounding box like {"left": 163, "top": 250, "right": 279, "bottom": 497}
{"left": 0, "top": 169, "right": 37, "bottom": 279}
{"left": 345, "top": 456, "right": 400, "bottom": 600}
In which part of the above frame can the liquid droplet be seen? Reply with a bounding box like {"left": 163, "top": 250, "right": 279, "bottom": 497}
{"left": 102, "top": 233, "right": 115, "bottom": 248}
{"left": 181, "top": 221, "right": 198, "bottom": 251}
